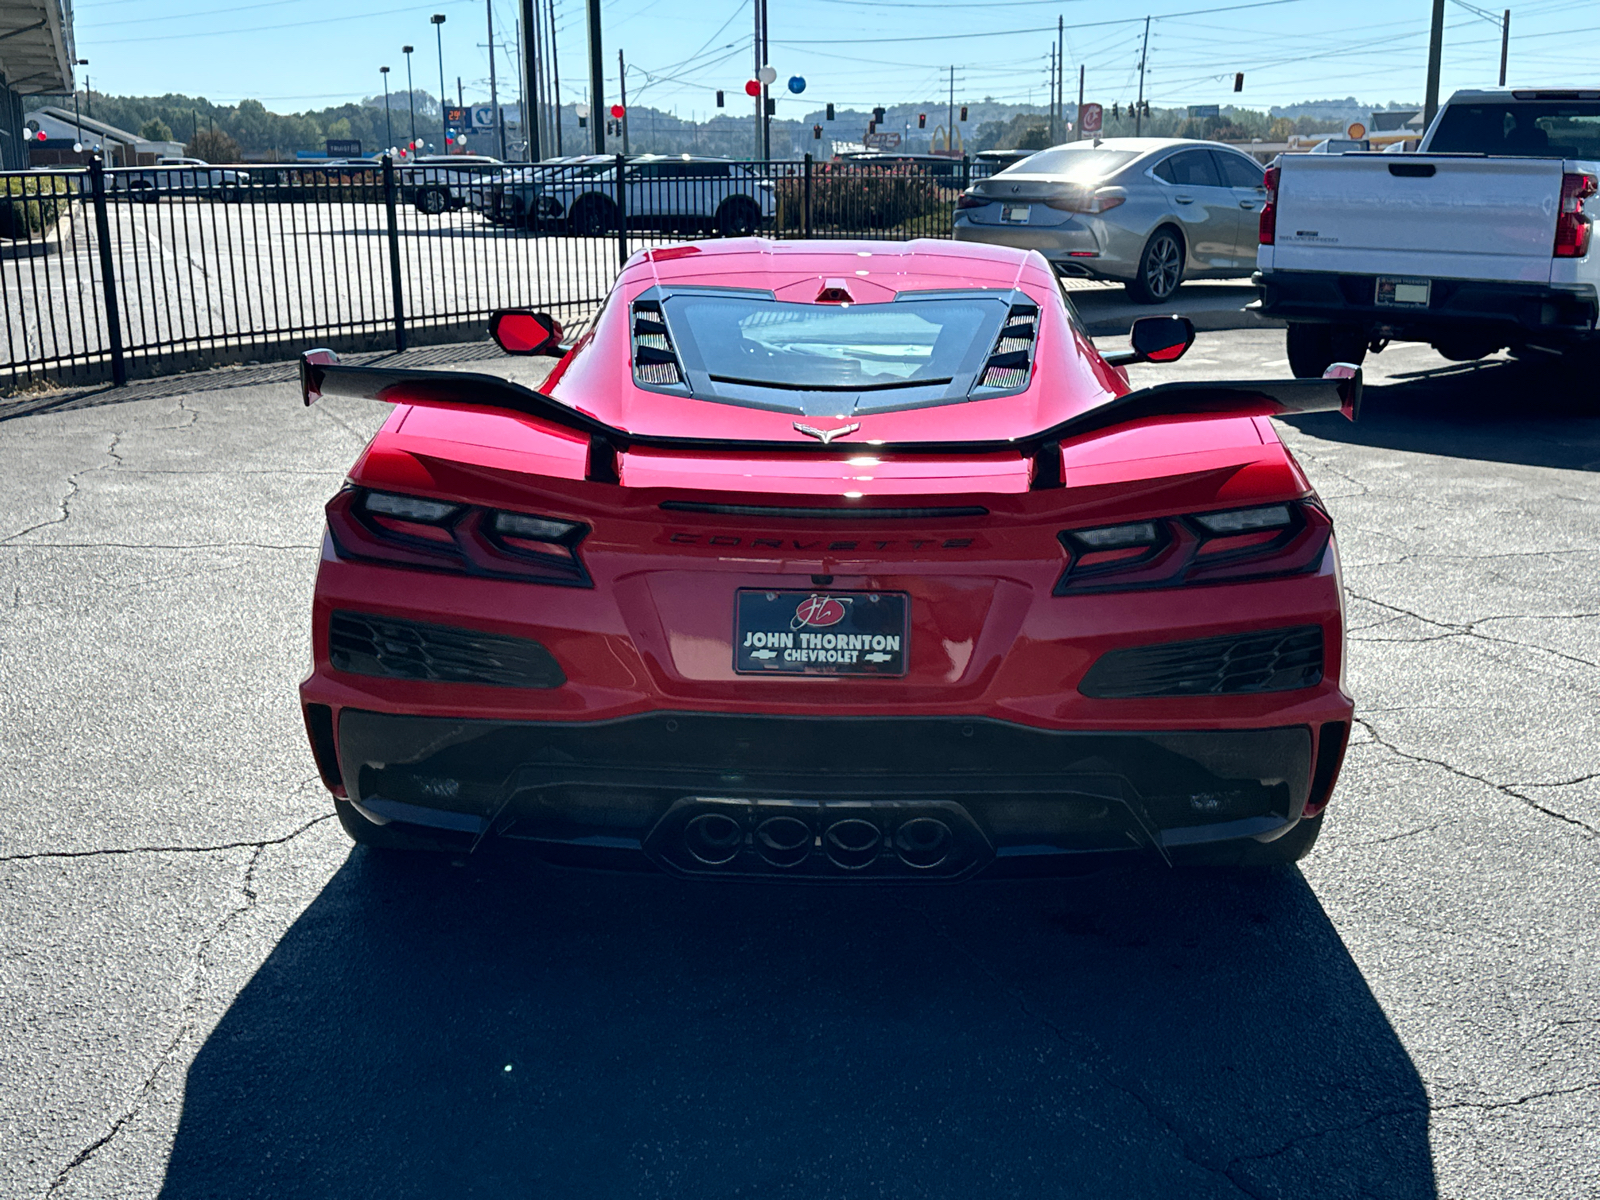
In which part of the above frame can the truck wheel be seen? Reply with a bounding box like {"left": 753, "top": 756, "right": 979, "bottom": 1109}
{"left": 568, "top": 195, "right": 617, "bottom": 236}
{"left": 716, "top": 197, "right": 762, "bottom": 237}
{"left": 1286, "top": 323, "right": 1366, "bottom": 378}
{"left": 1432, "top": 336, "right": 1502, "bottom": 362}
{"left": 414, "top": 187, "right": 449, "bottom": 216}
{"left": 1126, "top": 227, "right": 1184, "bottom": 304}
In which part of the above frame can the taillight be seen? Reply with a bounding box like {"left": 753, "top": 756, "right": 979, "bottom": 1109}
{"left": 1055, "top": 501, "right": 1328, "bottom": 594}
{"left": 956, "top": 192, "right": 989, "bottom": 209}
{"left": 1044, "top": 188, "right": 1125, "bottom": 214}
{"left": 1554, "top": 171, "right": 1596, "bottom": 258}
{"left": 1258, "top": 164, "right": 1279, "bottom": 246}
{"left": 326, "top": 487, "right": 591, "bottom": 586}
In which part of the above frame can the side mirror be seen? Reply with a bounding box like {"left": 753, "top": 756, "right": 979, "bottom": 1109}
{"left": 489, "top": 308, "right": 564, "bottom": 357}
{"left": 1101, "top": 314, "right": 1196, "bottom": 367}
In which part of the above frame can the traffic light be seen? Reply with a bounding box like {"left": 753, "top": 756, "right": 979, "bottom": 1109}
{"left": 867, "top": 120, "right": 876, "bottom": 134}
{"left": 960, "top": 105, "right": 968, "bottom": 121}
{"left": 1234, "top": 72, "right": 1244, "bottom": 92}
{"left": 826, "top": 102, "right": 834, "bottom": 121}
{"left": 918, "top": 113, "right": 926, "bottom": 128}
{"left": 716, "top": 90, "right": 724, "bottom": 107}
{"left": 1142, "top": 99, "right": 1150, "bottom": 117}
{"left": 578, "top": 113, "right": 587, "bottom": 127}
{"left": 813, "top": 124, "right": 823, "bottom": 139}
{"left": 1112, "top": 102, "right": 1119, "bottom": 119}
{"left": 872, "top": 105, "right": 886, "bottom": 123}
{"left": 766, "top": 97, "right": 775, "bottom": 116}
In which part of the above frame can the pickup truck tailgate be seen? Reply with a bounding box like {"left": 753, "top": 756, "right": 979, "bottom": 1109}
{"left": 1270, "top": 155, "right": 1564, "bottom": 283}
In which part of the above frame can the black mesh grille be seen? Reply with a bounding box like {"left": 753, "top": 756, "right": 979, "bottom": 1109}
{"left": 977, "top": 303, "right": 1038, "bottom": 391}
{"left": 1079, "top": 626, "right": 1323, "bottom": 699}
{"left": 329, "top": 611, "right": 566, "bottom": 689}
{"left": 632, "top": 301, "right": 683, "bottom": 387}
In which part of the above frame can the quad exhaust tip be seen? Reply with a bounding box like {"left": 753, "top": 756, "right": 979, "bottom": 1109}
{"left": 650, "top": 799, "right": 986, "bottom": 880}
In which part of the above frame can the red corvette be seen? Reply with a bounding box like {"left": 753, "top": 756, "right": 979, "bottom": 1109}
{"left": 297, "top": 238, "right": 1356, "bottom": 877}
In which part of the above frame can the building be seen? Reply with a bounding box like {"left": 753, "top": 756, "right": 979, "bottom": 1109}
{"left": 0, "top": 1, "right": 75, "bottom": 170}
{"left": 29, "top": 105, "right": 182, "bottom": 165}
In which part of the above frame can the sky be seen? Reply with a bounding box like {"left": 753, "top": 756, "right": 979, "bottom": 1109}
{"left": 65, "top": 0, "right": 1600, "bottom": 119}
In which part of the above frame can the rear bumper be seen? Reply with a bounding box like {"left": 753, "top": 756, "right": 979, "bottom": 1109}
{"left": 1254, "top": 269, "right": 1600, "bottom": 343}
{"left": 321, "top": 709, "right": 1348, "bottom": 878}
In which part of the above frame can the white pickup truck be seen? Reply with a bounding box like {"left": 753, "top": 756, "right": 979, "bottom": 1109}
{"left": 1255, "top": 88, "right": 1600, "bottom": 376}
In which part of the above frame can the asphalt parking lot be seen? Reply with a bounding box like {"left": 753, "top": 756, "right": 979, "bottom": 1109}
{"left": 1, "top": 328, "right": 1596, "bottom": 1198}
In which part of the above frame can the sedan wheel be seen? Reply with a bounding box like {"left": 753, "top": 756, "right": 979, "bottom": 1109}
{"left": 414, "top": 187, "right": 449, "bottom": 216}
{"left": 1127, "top": 228, "right": 1184, "bottom": 304}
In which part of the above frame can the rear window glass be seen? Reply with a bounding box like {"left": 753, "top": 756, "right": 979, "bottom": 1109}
{"left": 1152, "top": 150, "right": 1221, "bottom": 186}
{"left": 662, "top": 293, "right": 1011, "bottom": 395}
{"left": 1429, "top": 101, "right": 1600, "bottom": 157}
{"left": 998, "top": 147, "right": 1139, "bottom": 181}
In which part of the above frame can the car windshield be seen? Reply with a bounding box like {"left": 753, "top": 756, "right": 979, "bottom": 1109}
{"left": 662, "top": 293, "right": 1010, "bottom": 393}
{"left": 1429, "top": 101, "right": 1600, "bottom": 157}
{"left": 998, "top": 147, "right": 1140, "bottom": 180}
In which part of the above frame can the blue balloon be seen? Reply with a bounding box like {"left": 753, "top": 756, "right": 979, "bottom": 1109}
{"left": 788, "top": 76, "right": 806, "bottom": 94}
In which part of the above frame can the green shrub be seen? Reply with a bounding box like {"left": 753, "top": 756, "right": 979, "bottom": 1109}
{"left": 0, "top": 175, "right": 70, "bottom": 240}
{"left": 776, "top": 163, "right": 950, "bottom": 232}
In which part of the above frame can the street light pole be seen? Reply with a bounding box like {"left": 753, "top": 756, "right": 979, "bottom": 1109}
{"left": 432, "top": 14, "right": 449, "bottom": 153}
{"left": 403, "top": 45, "right": 417, "bottom": 149}
{"left": 1135, "top": 15, "right": 1150, "bottom": 137}
{"left": 585, "top": 0, "right": 605, "bottom": 152}
{"left": 1424, "top": 0, "right": 1445, "bottom": 129}
{"left": 1499, "top": 9, "right": 1510, "bottom": 88}
{"left": 487, "top": 0, "right": 505, "bottom": 158}
{"left": 380, "top": 66, "right": 393, "bottom": 149}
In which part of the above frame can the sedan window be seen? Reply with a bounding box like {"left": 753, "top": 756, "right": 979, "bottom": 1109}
{"left": 1214, "top": 152, "right": 1265, "bottom": 188}
{"left": 1153, "top": 150, "right": 1222, "bottom": 187}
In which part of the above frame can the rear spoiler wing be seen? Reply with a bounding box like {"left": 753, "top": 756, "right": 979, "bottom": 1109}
{"left": 300, "top": 349, "right": 1359, "bottom": 489}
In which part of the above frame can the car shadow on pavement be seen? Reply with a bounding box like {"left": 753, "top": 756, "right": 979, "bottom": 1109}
{"left": 156, "top": 848, "right": 1436, "bottom": 1199}
{"left": 1286, "top": 354, "right": 1600, "bottom": 472}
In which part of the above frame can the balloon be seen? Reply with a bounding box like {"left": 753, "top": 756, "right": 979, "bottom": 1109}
{"left": 788, "top": 76, "right": 806, "bottom": 94}
{"left": 610, "top": 104, "right": 625, "bottom": 119}
{"left": 744, "top": 80, "right": 761, "bottom": 97}
{"left": 757, "top": 65, "right": 777, "bottom": 85}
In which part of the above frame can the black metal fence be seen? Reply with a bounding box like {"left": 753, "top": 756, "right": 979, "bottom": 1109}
{"left": 0, "top": 155, "right": 998, "bottom": 390}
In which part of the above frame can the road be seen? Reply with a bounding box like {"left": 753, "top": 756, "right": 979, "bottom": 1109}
{"left": 1, "top": 329, "right": 1596, "bottom": 1198}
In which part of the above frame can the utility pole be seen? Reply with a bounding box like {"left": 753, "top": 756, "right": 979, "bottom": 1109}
{"left": 1424, "top": 0, "right": 1445, "bottom": 129}
{"left": 1076, "top": 62, "right": 1084, "bottom": 141}
{"left": 1048, "top": 44, "right": 1057, "bottom": 142}
{"left": 753, "top": 0, "right": 762, "bottom": 159}
{"left": 549, "top": 0, "right": 563, "bottom": 154}
{"left": 380, "top": 66, "right": 394, "bottom": 149}
{"left": 431, "top": 14, "right": 448, "bottom": 153}
{"left": 1057, "top": 14, "right": 1065, "bottom": 143}
{"left": 458, "top": 77, "right": 464, "bottom": 110}
{"left": 1135, "top": 15, "right": 1150, "bottom": 137}
{"left": 948, "top": 65, "right": 955, "bottom": 152}
{"left": 1499, "top": 9, "right": 1510, "bottom": 87}
{"left": 586, "top": 0, "right": 605, "bottom": 152}
{"left": 516, "top": 18, "right": 533, "bottom": 161}
{"left": 403, "top": 45, "right": 417, "bottom": 149}
{"left": 487, "top": 0, "right": 505, "bottom": 159}
{"left": 618, "top": 48, "right": 630, "bottom": 153}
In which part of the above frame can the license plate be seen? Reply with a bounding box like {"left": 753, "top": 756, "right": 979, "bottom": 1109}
{"left": 1376, "top": 276, "right": 1430, "bottom": 307}
{"left": 1001, "top": 204, "right": 1031, "bottom": 224}
{"left": 734, "top": 590, "right": 908, "bottom": 676}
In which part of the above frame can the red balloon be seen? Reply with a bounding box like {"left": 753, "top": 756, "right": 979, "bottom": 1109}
{"left": 744, "top": 80, "right": 761, "bottom": 97}
{"left": 610, "top": 104, "right": 625, "bottom": 119}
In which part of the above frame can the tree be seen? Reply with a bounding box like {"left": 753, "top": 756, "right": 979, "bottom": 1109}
{"left": 186, "top": 127, "right": 241, "bottom": 163}
{"left": 1014, "top": 121, "right": 1052, "bottom": 150}
{"left": 1269, "top": 117, "right": 1296, "bottom": 140}
{"left": 138, "top": 117, "right": 173, "bottom": 142}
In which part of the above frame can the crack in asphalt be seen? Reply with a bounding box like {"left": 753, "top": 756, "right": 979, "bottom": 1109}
{"left": 1225, "top": 1082, "right": 1600, "bottom": 1171}
{"left": 1345, "top": 591, "right": 1600, "bottom": 672}
{"left": 1354, "top": 717, "right": 1599, "bottom": 840}
{"left": 1342, "top": 819, "right": 1448, "bottom": 848}
{"left": 0, "top": 432, "right": 121, "bottom": 545}
{"left": 40, "top": 812, "right": 333, "bottom": 1195}
{"left": 4, "top": 541, "right": 318, "bottom": 552}
{"left": 901, "top": 902, "right": 1264, "bottom": 1199}
{"left": 0, "top": 812, "right": 333, "bottom": 864}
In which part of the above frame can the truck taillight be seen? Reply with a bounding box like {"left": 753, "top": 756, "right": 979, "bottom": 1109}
{"left": 1259, "top": 164, "right": 1279, "bottom": 245}
{"left": 1554, "top": 172, "right": 1597, "bottom": 258}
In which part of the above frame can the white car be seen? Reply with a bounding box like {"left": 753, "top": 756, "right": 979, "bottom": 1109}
{"left": 483, "top": 154, "right": 776, "bottom": 235}
{"left": 118, "top": 157, "right": 249, "bottom": 201}
{"left": 1257, "top": 87, "right": 1600, "bottom": 373}
{"left": 401, "top": 155, "right": 506, "bottom": 215}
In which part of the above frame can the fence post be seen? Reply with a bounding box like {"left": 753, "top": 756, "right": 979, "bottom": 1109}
{"left": 614, "top": 153, "right": 628, "bottom": 269}
{"left": 382, "top": 155, "right": 407, "bottom": 354}
{"left": 962, "top": 153, "right": 970, "bottom": 191}
{"left": 87, "top": 158, "right": 126, "bottom": 388}
{"left": 803, "top": 153, "right": 813, "bottom": 239}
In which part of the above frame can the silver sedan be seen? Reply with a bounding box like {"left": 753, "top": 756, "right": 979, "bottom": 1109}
{"left": 952, "top": 137, "right": 1267, "bottom": 303}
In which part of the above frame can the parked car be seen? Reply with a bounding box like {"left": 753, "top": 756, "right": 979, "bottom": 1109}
{"left": 116, "top": 157, "right": 250, "bottom": 202}
{"left": 297, "top": 237, "right": 1356, "bottom": 870}
{"left": 952, "top": 137, "right": 1266, "bottom": 302}
{"left": 974, "top": 148, "right": 1039, "bottom": 174}
{"left": 484, "top": 154, "right": 775, "bottom": 235}
{"left": 401, "top": 154, "right": 506, "bottom": 215}
{"left": 1256, "top": 87, "right": 1600, "bottom": 374}
{"left": 835, "top": 151, "right": 965, "bottom": 179}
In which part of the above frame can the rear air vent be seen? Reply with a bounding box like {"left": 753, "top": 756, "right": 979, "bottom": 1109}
{"left": 632, "top": 300, "right": 685, "bottom": 388}
{"left": 1079, "top": 625, "right": 1323, "bottom": 699}
{"left": 976, "top": 302, "right": 1038, "bottom": 391}
{"left": 329, "top": 611, "right": 566, "bottom": 689}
